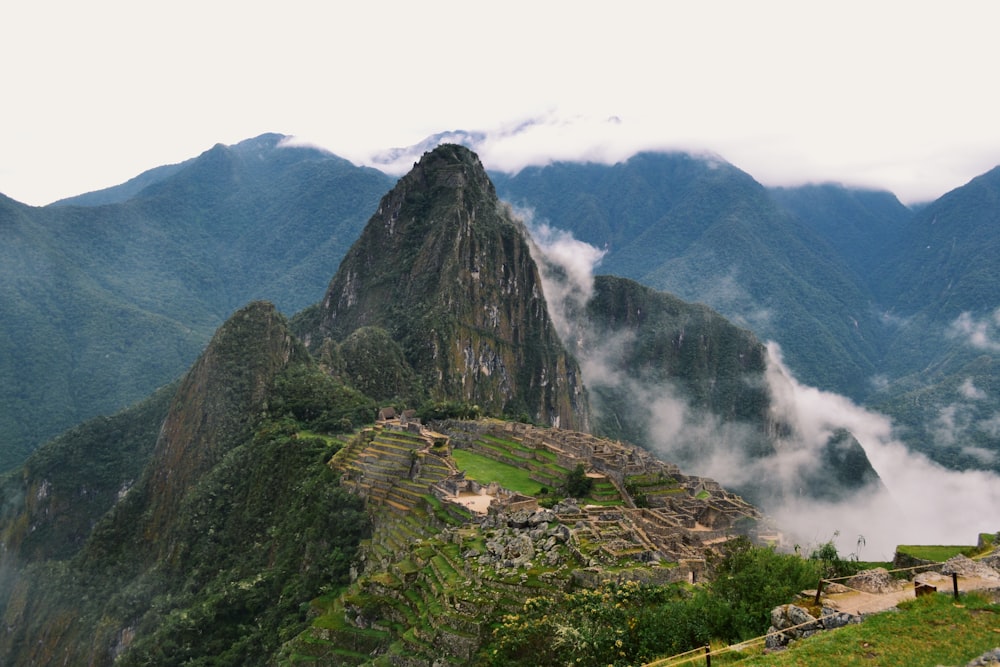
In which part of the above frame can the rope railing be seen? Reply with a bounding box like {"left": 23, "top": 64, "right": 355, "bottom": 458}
{"left": 644, "top": 609, "right": 846, "bottom": 666}
{"left": 814, "top": 559, "right": 973, "bottom": 605}
{"left": 644, "top": 566, "right": 993, "bottom": 667}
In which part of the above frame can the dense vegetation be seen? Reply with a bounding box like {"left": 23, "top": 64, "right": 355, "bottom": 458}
{"left": 482, "top": 536, "right": 851, "bottom": 666}
{"left": 0, "top": 134, "right": 392, "bottom": 470}
{"left": 0, "top": 415, "right": 369, "bottom": 666}
{"left": 497, "top": 153, "right": 1000, "bottom": 472}
{"left": 0, "top": 303, "right": 373, "bottom": 665}
{"left": 113, "top": 418, "right": 368, "bottom": 666}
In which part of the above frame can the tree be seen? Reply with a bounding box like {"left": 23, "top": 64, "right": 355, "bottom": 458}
{"left": 564, "top": 463, "right": 593, "bottom": 498}
{"left": 705, "top": 536, "right": 823, "bottom": 641}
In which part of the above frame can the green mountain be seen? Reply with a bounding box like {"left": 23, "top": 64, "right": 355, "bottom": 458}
{"left": 881, "top": 166, "right": 1000, "bottom": 317}
{"left": 0, "top": 145, "right": 891, "bottom": 665}
{"left": 581, "top": 274, "right": 772, "bottom": 447}
{"left": 0, "top": 134, "right": 393, "bottom": 470}
{"left": 775, "top": 171, "right": 997, "bottom": 473}
{"left": 494, "top": 153, "right": 884, "bottom": 400}
{"left": 866, "top": 168, "right": 1000, "bottom": 470}
{"left": 496, "top": 154, "right": 1000, "bottom": 474}
{"left": 295, "top": 144, "right": 589, "bottom": 430}
{"left": 577, "top": 274, "right": 880, "bottom": 505}
{"left": 0, "top": 302, "right": 371, "bottom": 665}
{"left": 768, "top": 183, "right": 913, "bottom": 301}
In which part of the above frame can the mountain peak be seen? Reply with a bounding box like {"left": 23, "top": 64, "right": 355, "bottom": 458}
{"left": 394, "top": 143, "right": 497, "bottom": 205}
{"left": 303, "top": 145, "right": 588, "bottom": 429}
{"left": 142, "top": 301, "right": 308, "bottom": 550}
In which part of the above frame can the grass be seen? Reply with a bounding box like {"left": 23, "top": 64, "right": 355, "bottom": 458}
{"left": 698, "top": 592, "right": 1000, "bottom": 666}
{"left": 896, "top": 544, "right": 975, "bottom": 561}
{"left": 451, "top": 449, "right": 547, "bottom": 496}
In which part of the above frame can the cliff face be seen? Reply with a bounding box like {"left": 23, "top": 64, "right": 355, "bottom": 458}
{"left": 302, "top": 145, "right": 588, "bottom": 430}
{"left": 140, "top": 301, "right": 310, "bottom": 556}
{"left": 581, "top": 274, "right": 774, "bottom": 457}
{"left": 0, "top": 302, "right": 365, "bottom": 666}
{"left": 580, "top": 275, "right": 883, "bottom": 506}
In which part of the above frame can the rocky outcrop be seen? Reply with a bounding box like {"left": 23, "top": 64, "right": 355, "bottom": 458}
{"left": 941, "top": 554, "right": 1000, "bottom": 581}
{"left": 140, "top": 301, "right": 309, "bottom": 558}
{"left": 961, "top": 648, "right": 1000, "bottom": 666}
{"left": 765, "top": 604, "right": 861, "bottom": 650}
{"left": 844, "top": 567, "right": 906, "bottom": 594}
{"left": 300, "top": 144, "right": 588, "bottom": 430}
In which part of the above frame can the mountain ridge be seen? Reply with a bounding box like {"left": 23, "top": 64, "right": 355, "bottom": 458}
{"left": 299, "top": 144, "right": 589, "bottom": 430}
{"left": 0, "top": 134, "right": 393, "bottom": 468}
{"left": 0, "top": 142, "right": 950, "bottom": 665}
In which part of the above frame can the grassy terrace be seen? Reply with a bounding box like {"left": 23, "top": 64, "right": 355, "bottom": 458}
{"left": 478, "top": 434, "right": 562, "bottom": 463}
{"left": 717, "top": 591, "right": 1000, "bottom": 667}
{"left": 452, "top": 448, "right": 545, "bottom": 495}
{"left": 896, "top": 544, "right": 976, "bottom": 561}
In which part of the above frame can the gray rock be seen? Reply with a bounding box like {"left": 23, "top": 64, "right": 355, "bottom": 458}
{"left": 845, "top": 568, "right": 903, "bottom": 594}
{"left": 529, "top": 509, "right": 555, "bottom": 526}
{"left": 942, "top": 554, "right": 1000, "bottom": 581}
{"left": 768, "top": 604, "right": 820, "bottom": 642}
{"left": 764, "top": 626, "right": 788, "bottom": 650}
{"left": 820, "top": 607, "right": 861, "bottom": 630}
{"left": 549, "top": 524, "right": 571, "bottom": 542}
{"left": 965, "top": 647, "right": 1000, "bottom": 666}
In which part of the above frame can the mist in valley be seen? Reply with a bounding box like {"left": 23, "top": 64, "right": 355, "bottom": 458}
{"left": 526, "top": 214, "right": 1000, "bottom": 560}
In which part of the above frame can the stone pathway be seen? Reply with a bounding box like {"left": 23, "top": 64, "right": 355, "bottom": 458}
{"left": 823, "top": 569, "right": 1000, "bottom": 616}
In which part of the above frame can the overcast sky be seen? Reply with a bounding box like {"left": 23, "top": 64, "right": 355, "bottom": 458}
{"left": 4, "top": 1, "right": 1000, "bottom": 206}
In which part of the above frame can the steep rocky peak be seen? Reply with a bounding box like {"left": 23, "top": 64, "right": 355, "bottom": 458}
{"left": 398, "top": 143, "right": 496, "bottom": 198}
{"left": 142, "top": 301, "right": 308, "bottom": 548}
{"left": 306, "top": 144, "right": 589, "bottom": 430}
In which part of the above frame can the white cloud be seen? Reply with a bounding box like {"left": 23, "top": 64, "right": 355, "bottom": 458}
{"left": 519, "top": 208, "right": 606, "bottom": 349}
{"left": 6, "top": 2, "right": 1000, "bottom": 205}
{"left": 528, "top": 222, "right": 1000, "bottom": 560}
{"left": 962, "top": 446, "right": 998, "bottom": 466}
{"left": 959, "top": 378, "right": 987, "bottom": 400}
{"left": 931, "top": 404, "right": 962, "bottom": 447}
{"left": 949, "top": 309, "right": 1000, "bottom": 352}
{"left": 765, "top": 344, "right": 1000, "bottom": 558}
{"left": 980, "top": 413, "right": 1000, "bottom": 438}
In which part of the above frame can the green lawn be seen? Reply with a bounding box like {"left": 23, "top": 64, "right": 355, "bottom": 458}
{"left": 896, "top": 544, "right": 974, "bottom": 561}
{"left": 451, "top": 449, "right": 547, "bottom": 495}
{"left": 699, "top": 592, "right": 1000, "bottom": 666}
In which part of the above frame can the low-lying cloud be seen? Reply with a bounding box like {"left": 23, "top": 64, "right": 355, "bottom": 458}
{"left": 526, "top": 219, "right": 1000, "bottom": 560}
{"left": 764, "top": 347, "right": 1000, "bottom": 559}
{"left": 949, "top": 308, "right": 1000, "bottom": 352}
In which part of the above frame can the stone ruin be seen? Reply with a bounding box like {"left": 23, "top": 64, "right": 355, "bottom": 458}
{"left": 432, "top": 419, "right": 764, "bottom": 577}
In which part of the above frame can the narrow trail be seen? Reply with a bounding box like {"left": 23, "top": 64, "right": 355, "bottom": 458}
{"left": 823, "top": 572, "right": 1000, "bottom": 615}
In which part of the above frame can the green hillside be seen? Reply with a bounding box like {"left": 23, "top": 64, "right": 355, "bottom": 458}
{"left": 495, "top": 153, "right": 884, "bottom": 400}
{"left": 0, "top": 135, "right": 392, "bottom": 470}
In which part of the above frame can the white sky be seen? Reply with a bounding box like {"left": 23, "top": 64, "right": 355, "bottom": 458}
{"left": 3, "top": 0, "right": 1000, "bottom": 206}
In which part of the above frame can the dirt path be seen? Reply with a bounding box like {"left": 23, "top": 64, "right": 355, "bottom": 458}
{"left": 822, "top": 573, "right": 1000, "bottom": 615}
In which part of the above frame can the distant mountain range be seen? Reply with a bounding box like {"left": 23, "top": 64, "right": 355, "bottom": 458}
{"left": 0, "top": 145, "right": 888, "bottom": 664}
{"left": 1, "top": 131, "right": 998, "bottom": 481}
{"left": 492, "top": 154, "right": 1000, "bottom": 474}
{"left": 0, "top": 134, "right": 392, "bottom": 469}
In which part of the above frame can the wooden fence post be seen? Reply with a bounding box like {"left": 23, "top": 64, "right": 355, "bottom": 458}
{"left": 704, "top": 645, "right": 711, "bottom": 666}
{"left": 952, "top": 572, "right": 959, "bottom": 601}
{"left": 814, "top": 579, "right": 825, "bottom": 606}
